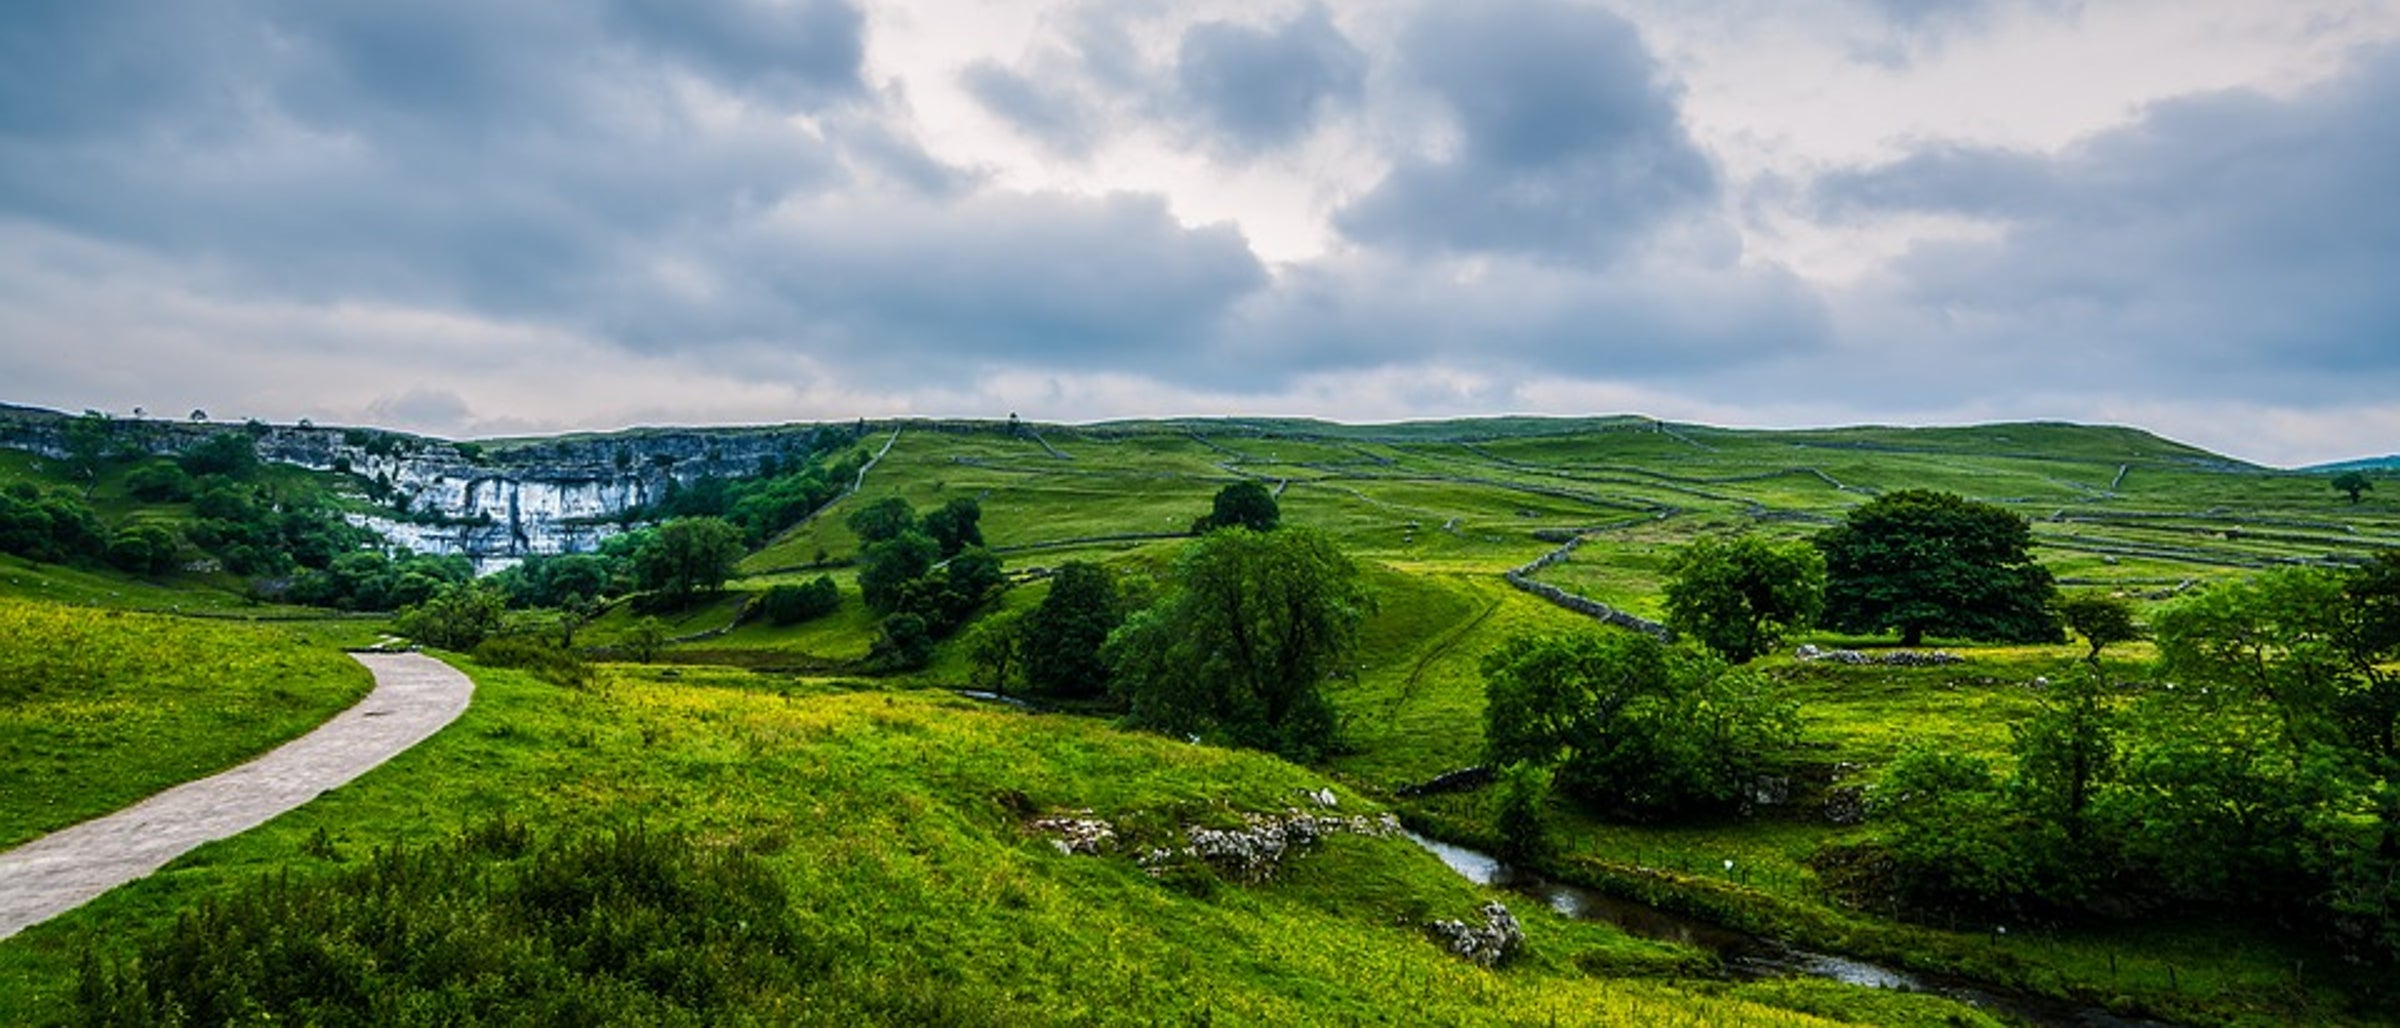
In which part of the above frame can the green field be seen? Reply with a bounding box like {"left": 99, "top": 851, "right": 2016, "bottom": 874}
{"left": 5, "top": 415, "right": 2397, "bottom": 1024}
{"left": 0, "top": 597, "right": 374, "bottom": 849}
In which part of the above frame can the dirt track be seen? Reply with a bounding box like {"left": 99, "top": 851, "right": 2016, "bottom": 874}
{"left": 0, "top": 652, "right": 471, "bottom": 939}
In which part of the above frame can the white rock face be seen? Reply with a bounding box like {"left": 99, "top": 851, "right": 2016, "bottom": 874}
{"left": 0, "top": 404, "right": 855, "bottom": 572}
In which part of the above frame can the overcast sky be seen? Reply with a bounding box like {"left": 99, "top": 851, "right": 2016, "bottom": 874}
{"left": 3, "top": 0, "right": 2396, "bottom": 466}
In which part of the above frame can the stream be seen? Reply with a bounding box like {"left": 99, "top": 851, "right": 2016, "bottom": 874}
{"left": 1403, "top": 832, "right": 2169, "bottom": 1027}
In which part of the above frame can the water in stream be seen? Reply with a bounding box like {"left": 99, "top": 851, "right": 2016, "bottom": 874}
{"left": 1403, "top": 832, "right": 2169, "bottom": 1027}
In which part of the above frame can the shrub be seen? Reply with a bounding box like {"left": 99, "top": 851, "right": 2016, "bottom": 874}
{"left": 759, "top": 576, "right": 840, "bottom": 626}
{"left": 471, "top": 636, "right": 594, "bottom": 689}
{"left": 74, "top": 822, "right": 828, "bottom": 1025}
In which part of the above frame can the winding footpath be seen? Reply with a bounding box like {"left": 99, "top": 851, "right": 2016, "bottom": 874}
{"left": 0, "top": 652, "right": 472, "bottom": 940}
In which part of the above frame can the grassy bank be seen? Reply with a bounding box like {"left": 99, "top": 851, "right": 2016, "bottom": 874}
{"left": 0, "top": 658, "right": 1979, "bottom": 1026}
{"left": 0, "top": 597, "right": 374, "bottom": 850}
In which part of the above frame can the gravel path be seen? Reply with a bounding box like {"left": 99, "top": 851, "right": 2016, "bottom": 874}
{"left": 0, "top": 652, "right": 472, "bottom": 940}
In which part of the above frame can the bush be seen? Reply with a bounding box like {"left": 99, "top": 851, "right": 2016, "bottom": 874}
{"left": 75, "top": 821, "right": 828, "bottom": 1026}
{"left": 471, "top": 636, "right": 594, "bottom": 689}
{"left": 124, "top": 461, "right": 194, "bottom": 502}
{"left": 1482, "top": 631, "right": 1799, "bottom": 820}
{"left": 759, "top": 576, "right": 840, "bottom": 626}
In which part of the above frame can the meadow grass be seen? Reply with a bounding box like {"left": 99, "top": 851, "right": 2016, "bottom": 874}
{"left": 0, "top": 597, "right": 373, "bottom": 849}
{"left": 0, "top": 659, "right": 1871, "bottom": 1026}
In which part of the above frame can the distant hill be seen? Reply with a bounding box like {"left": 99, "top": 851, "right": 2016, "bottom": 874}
{"left": 2304, "top": 455, "right": 2400, "bottom": 474}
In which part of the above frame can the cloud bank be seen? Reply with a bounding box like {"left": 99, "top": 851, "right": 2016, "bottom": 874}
{"left": 0, "top": 0, "right": 2395, "bottom": 465}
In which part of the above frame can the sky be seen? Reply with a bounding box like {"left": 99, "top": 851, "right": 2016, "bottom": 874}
{"left": 2, "top": 0, "right": 2397, "bottom": 467}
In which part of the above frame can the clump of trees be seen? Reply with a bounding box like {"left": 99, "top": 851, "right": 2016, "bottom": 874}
{"left": 759, "top": 576, "right": 840, "bottom": 626}
{"left": 1850, "top": 555, "right": 2400, "bottom": 961}
{"left": 1482, "top": 631, "right": 1798, "bottom": 820}
{"left": 1816, "top": 490, "right": 2059, "bottom": 646}
{"left": 1107, "top": 526, "right": 1362, "bottom": 762}
{"left": 847, "top": 496, "right": 1005, "bottom": 670}
{"left": 637, "top": 445, "right": 867, "bottom": 544}
{"left": 1661, "top": 535, "right": 1826, "bottom": 663}
{"left": 632, "top": 517, "right": 745, "bottom": 610}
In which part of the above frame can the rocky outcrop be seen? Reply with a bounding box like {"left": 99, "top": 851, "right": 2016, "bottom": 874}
{"left": 1425, "top": 902, "right": 1524, "bottom": 967}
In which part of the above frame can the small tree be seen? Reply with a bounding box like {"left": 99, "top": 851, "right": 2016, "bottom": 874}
{"left": 857, "top": 531, "right": 938, "bottom": 613}
{"left": 1193, "top": 481, "right": 1279, "bottom": 534}
{"left": 923, "top": 497, "right": 984, "bottom": 557}
{"left": 846, "top": 495, "right": 919, "bottom": 544}
{"left": 869, "top": 612, "right": 934, "bottom": 671}
{"left": 1021, "top": 561, "right": 1122, "bottom": 699}
{"left": 964, "top": 610, "right": 1023, "bottom": 694}
{"left": 395, "top": 581, "right": 507, "bottom": 651}
{"left": 1661, "top": 535, "right": 1826, "bottom": 663}
{"left": 2333, "top": 471, "right": 2374, "bottom": 505}
{"left": 634, "top": 517, "right": 744, "bottom": 608}
{"left": 626, "top": 616, "right": 669, "bottom": 663}
{"left": 759, "top": 575, "right": 840, "bottom": 626}
{"left": 1106, "top": 526, "right": 1362, "bottom": 761}
{"left": 2055, "top": 592, "right": 2140, "bottom": 662}
{"left": 1816, "top": 490, "right": 2059, "bottom": 647}
{"left": 1481, "top": 631, "right": 1798, "bottom": 819}
{"left": 1494, "top": 762, "right": 1555, "bottom": 863}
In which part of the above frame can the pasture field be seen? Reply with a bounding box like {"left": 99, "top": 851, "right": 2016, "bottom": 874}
{"left": 7, "top": 415, "right": 2398, "bottom": 1023}
{"left": 0, "top": 597, "right": 373, "bottom": 850}
{"left": 0, "top": 661, "right": 1973, "bottom": 1026}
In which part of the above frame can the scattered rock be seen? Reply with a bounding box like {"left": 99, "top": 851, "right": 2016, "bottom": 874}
{"left": 1794, "top": 645, "right": 1962, "bottom": 667}
{"left": 1426, "top": 902, "right": 1525, "bottom": 967}
{"left": 1823, "top": 786, "right": 1867, "bottom": 826}
{"left": 1029, "top": 811, "right": 1117, "bottom": 856}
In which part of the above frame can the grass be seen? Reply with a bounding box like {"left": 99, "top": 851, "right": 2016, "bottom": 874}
{"left": 12, "top": 414, "right": 2400, "bottom": 1022}
{"left": 1, "top": 659, "right": 1878, "bottom": 1026}
{"left": 0, "top": 597, "right": 374, "bottom": 850}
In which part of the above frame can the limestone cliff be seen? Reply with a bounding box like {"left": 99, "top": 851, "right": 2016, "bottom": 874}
{"left": 0, "top": 403, "right": 849, "bottom": 567}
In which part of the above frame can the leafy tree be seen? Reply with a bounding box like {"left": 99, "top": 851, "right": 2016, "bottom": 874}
{"left": 1193, "top": 480, "right": 1279, "bottom": 534}
{"left": 2333, "top": 471, "right": 2374, "bottom": 505}
{"left": 923, "top": 497, "right": 984, "bottom": 557}
{"left": 106, "top": 523, "right": 181, "bottom": 576}
{"left": 180, "top": 432, "right": 259, "bottom": 479}
{"left": 868, "top": 612, "right": 934, "bottom": 671}
{"left": 1661, "top": 535, "right": 1826, "bottom": 663}
{"left": 1494, "top": 762, "right": 1555, "bottom": 863}
{"left": 964, "top": 610, "right": 1023, "bottom": 694}
{"left": 1816, "top": 490, "right": 2060, "bottom": 647}
{"left": 1021, "top": 561, "right": 1123, "bottom": 699}
{"left": 2055, "top": 592, "right": 2141, "bottom": 662}
{"left": 2008, "top": 667, "right": 2119, "bottom": 840}
{"left": 1481, "top": 631, "right": 1798, "bottom": 819}
{"left": 857, "top": 531, "right": 938, "bottom": 613}
{"left": 1870, "top": 745, "right": 2033, "bottom": 907}
{"left": 634, "top": 517, "right": 745, "bottom": 608}
{"left": 758, "top": 575, "right": 840, "bottom": 626}
{"left": 1105, "top": 527, "right": 1362, "bottom": 762}
{"left": 846, "top": 495, "right": 919, "bottom": 544}
{"left": 64, "top": 410, "right": 114, "bottom": 491}
{"left": 625, "top": 616, "right": 669, "bottom": 663}
{"left": 124, "top": 461, "right": 194, "bottom": 502}
{"left": 395, "top": 581, "right": 507, "bottom": 651}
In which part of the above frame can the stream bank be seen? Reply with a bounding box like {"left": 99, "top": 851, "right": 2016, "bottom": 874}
{"left": 1404, "top": 832, "right": 2171, "bottom": 1027}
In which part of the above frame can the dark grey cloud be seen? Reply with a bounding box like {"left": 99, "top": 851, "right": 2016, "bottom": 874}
{"left": 1336, "top": 0, "right": 1717, "bottom": 265}
{"left": 702, "top": 192, "right": 1271, "bottom": 382}
{"left": 1813, "top": 44, "right": 2400, "bottom": 402}
{"left": 1173, "top": 4, "right": 1366, "bottom": 155}
{"left": 959, "top": 61, "right": 1102, "bottom": 156}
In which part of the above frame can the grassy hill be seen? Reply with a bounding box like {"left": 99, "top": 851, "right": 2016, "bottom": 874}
{"left": 7, "top": 413, "right": 2400, "bottom": 1024}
